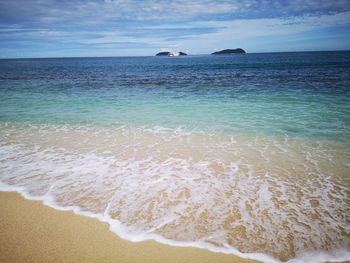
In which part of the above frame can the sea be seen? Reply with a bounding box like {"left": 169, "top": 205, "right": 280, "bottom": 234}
{"left": 0, "top": 52, "right": 349, "bottom": 262}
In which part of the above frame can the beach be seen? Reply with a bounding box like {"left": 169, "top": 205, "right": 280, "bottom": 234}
{"left": 0, "top": 191, "right": 257, "bottom": 263}
{"left": 0, "top": 53, "right": 349, "bottom": 262}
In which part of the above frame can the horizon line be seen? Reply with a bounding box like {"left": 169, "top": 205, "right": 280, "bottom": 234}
{"left": 1, "top": 49, "right": 349, "bottom": 60}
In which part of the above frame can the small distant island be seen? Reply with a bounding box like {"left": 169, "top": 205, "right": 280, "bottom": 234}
{"left": 156, "top": 51, "right": 187, "bottom": 56}
{"left": 211, "top": 48, "right": 246, "bottom": 55}
{"left": 155, "top": 49, "right": 246, "bottom": 56}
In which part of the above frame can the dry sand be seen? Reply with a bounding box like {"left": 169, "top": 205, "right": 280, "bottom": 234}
{"left": 0, "top": 191, "right": 258, "bottom": 263}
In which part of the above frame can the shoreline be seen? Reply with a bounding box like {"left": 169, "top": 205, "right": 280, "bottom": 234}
{"left": 0, "top": 191, "right": 258, "bottom": 263}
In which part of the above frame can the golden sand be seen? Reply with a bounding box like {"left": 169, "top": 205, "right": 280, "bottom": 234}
{"left": 0, "top": 191, "right": 257, "bottom": 263}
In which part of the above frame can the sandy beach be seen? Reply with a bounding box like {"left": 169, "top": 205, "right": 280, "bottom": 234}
{"left": 0, "top": 191, "right": 257, "bottom": 263}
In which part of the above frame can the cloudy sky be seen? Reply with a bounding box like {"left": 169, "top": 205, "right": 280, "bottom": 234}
{"left": 0, "top": 0, "right": 350, "bottom": 58}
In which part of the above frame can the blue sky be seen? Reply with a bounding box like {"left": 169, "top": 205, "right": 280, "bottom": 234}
{"left": 0, "top": 0, "right": 350, "bottom": 58}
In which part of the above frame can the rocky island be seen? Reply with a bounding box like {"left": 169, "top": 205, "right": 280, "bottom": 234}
{"left": 211, "top": 48, "right": 246, "bottom": 55}
{"left": 156, "top": 51, "right": 187, "bottom": 56}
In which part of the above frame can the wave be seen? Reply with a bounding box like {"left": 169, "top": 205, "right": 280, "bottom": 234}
{"left": 0, "top": 123, "right": 349, "bottom": 262}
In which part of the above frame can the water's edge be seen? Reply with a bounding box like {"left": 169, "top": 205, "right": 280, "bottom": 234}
{"left": 1, "top": 182, "right": 349, "bottom": 263}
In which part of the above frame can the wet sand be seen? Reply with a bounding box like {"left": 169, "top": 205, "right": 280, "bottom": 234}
{"left": 0, "top": 191, "right": 257, "bottom": 263}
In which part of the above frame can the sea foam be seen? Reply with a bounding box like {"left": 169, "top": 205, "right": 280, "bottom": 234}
{"left": 0, "top": 123, "right": 349, "bottom": 263}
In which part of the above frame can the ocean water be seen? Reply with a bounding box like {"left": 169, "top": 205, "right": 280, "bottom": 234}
{"left": 0, "top": 52, "right": 349, "bottom": 262}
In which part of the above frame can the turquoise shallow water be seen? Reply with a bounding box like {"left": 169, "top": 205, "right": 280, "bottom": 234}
{"left": 0, "top": 52, "right": 350, "bottom": 262}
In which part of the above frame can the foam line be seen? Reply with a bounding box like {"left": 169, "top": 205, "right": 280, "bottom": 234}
{"left": 0, "top": 124, "right": 349, "bottom": 263}
{"left": 1, "top": 182, "right": 349, "bottom": 263}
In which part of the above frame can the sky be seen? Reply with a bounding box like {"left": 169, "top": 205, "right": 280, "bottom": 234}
{"left": 0, "top": 0, "right": 350, "bottom": 58}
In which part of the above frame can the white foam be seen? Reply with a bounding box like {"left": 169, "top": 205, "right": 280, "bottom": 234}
{"left": 1, "top": 180, "right": 350, "bottom": 263}
{"left": 0, "top": 123, "right": 349, "bottom": 263}
{"left": 0, "top": 181, "right": 280, "bottom": 263}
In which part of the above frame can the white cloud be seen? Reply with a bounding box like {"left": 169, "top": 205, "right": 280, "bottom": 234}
{"left": 2, "top": 9, "right": 349, "bottom": 48}
{"left": 284, "top": 0, "right": 350, "bottom": 12}
{"left": 190, "top": 11, "right": 350, "bottom": 39}
{"left": 170, "top": 11, "right": 350, "bottom": 53}
{"left": 101, "top": 0, "right": 244, "bottom": 20}
{"left": 78, "top": 31, "right": 162, "bottom": 46}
